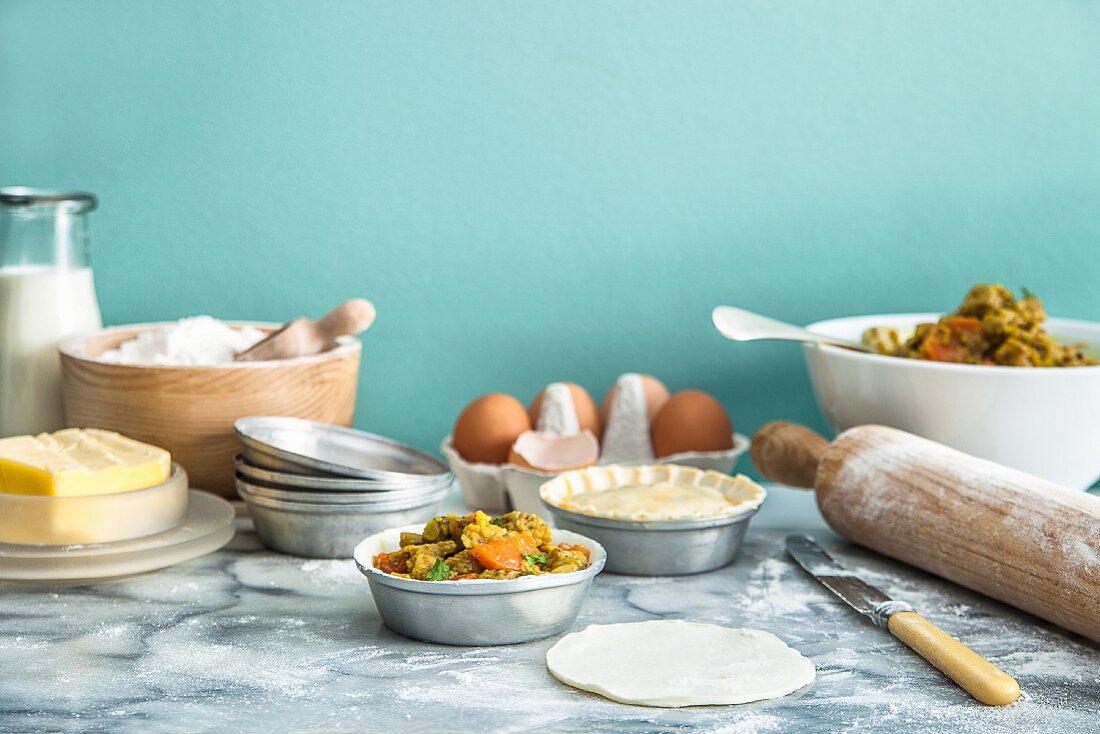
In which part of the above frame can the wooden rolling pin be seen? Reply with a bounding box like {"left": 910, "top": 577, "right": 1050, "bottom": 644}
{"left": 752, "top": 421, "right": 1100, "bottom": 643}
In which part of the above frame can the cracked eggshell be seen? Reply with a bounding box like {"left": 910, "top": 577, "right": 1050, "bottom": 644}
{"left": 529, "top": 383, "right": 601, "bottom": 438}
{"left": 598, "top": 374, "right": 670, "bottom": 464}
{"left": 508, "top": 430, "right": 600, "bottom": 472}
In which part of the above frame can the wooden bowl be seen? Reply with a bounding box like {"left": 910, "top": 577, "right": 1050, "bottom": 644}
{"left": 59, "top": 322, "right": 361, "bottom": 497}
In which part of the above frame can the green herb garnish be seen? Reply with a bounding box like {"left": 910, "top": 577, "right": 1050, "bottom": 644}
{"left": 522, "top": 553, "right": 548, "bottom": 566}
{"left": 1020, "top": 286, "right": 1036, "bottom": 300}
{"left": 426, "top": 559, "right": 452, "bottom": 581}
{"left": 490, "top": 517, "right": 506, "bottom": 527}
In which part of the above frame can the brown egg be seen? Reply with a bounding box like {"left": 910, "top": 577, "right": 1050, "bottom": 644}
{"left": 600, "top": 374, "right": 671, "bottom": 425}
{"left": 452, "top": 393, "right": 532, "bottom": 464}
{"left": 528, "top": 382, "right": 602, "bottom": 437}
{"left": 651, "top": 390, "right": 734, "bottom": 457}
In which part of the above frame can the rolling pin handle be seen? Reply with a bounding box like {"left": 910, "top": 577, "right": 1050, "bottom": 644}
{"left": 750, "top": 421, "right": 829, "bottom": 489}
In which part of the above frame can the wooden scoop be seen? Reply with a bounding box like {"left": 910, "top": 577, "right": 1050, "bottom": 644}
{"left": 235, "top": 299, "right": 376, "bottom": 362}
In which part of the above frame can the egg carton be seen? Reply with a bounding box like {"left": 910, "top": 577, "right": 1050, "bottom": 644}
{"left": 440, "top": 433, "right": 750, "bottom": 517}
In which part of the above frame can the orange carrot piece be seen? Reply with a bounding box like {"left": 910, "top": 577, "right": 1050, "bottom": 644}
{"left": 374, "top": 552, "right": 408, "bottom": 574}
{"left": 470, "top": 533, "right": 538, "bottom": 571}
{"left": 922, "top": 338, "right": 966, "bottom": 362}
{"left": 942, "top": 316, "right": 982, "bottom": 333}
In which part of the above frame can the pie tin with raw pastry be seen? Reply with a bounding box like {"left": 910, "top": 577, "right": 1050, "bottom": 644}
{"left": 540, "top": 464, "right": 766, "bottom": 576}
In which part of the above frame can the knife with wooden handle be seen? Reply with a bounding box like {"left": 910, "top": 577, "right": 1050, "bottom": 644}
{"left": 785, "top": 535, "right": 1021, "bottom": 706}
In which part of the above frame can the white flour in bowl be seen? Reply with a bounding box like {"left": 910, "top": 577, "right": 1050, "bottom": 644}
{"left": 96, "top": 316, "right": 265, "bottom": 366}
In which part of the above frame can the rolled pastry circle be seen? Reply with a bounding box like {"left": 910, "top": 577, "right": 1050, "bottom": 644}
{"left": 546, "top": 620, "right": 814, "bottom": 707}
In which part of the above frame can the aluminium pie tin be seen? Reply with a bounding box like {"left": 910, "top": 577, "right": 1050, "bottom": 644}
{"left": 234, "top": 454, "right": 452, "bottom": 493}
{"left": 235, "top": 416, "right": 450, "bottom": 484}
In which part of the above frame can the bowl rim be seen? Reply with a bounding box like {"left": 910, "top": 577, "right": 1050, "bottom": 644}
{"left": 353, "top": 524, "right": 606, "bottom": 596}
{"left": 58, "top": 321, "right": 361, "bottom": 369}
{"left": 806, "top": 313, "right": 1100, "bottom": 376}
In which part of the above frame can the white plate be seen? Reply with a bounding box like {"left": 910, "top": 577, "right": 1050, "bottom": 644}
{"left": 0, "top": 490, "right": 235, "bottom": 581}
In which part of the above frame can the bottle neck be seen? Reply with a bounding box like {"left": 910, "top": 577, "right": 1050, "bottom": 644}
{"left": 0, "top": 202, "right": 92, "bottom": 270}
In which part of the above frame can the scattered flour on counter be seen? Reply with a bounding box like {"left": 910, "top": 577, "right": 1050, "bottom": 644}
{"left": 96, "top": 316, "right": 264, "bottom": 366}
{"left": 96, "top": 624, "right": 129, "bottom": 638}
{"left": 702, "top": 713, "right": 782, "bottom": 734}
{"left": 312, "top": 644, "right": 394, "bottom": 667}
{"left": 0, "top": 635, "right": 45, "bottom": 651}
{"left": 996, "top": 649, "right": 1100, "bottom": 681}
{"left": 299, "top": 559, "right": 362, "bottom": 585}
{"left": 737, "top": 558, "right": 823, "bottom": 617}
{"left": 400, "top": 650, "right": 502, "bottom": 672}
{"left": 138, "top": 640, "right": 329, "bottom": 697}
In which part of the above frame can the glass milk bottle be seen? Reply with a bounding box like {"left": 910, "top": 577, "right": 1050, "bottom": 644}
{"left": 0, "top": 188, "right": 103, "bottom": 436}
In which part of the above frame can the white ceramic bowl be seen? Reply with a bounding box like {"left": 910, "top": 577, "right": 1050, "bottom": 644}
{"left": 804, "top": 314, "right": 1100, "bottom": 490}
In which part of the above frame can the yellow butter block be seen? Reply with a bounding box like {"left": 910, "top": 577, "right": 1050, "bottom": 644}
{"left": 0, "top": 428, "right": 171, "bottom": 497}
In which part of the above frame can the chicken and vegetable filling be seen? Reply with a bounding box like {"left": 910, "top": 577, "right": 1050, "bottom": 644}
{"left": 862, "top": 284, "right": 1095, "bottom": 367}
{"left": 373, "top": 511, "right": 591, "bottom": 581}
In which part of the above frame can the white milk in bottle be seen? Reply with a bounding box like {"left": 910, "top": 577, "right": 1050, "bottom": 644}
{"left": 0, "top": 189, "right": 103, "bottom": 436}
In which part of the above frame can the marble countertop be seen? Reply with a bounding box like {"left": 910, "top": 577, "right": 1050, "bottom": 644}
{"left": 2, "top": 489, "right": 1098, "bottom": 733}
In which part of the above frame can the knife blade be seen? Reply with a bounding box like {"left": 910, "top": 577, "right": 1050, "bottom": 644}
{"left": 785, "top": 534, "right": 910, "bottom": 628}
{"left": 784, "top": 534, "right": 1021, "bottom": 706}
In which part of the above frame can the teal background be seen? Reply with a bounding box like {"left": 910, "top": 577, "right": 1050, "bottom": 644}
{"left": 4, "top": 1, "right": 1100, "bottom": 459}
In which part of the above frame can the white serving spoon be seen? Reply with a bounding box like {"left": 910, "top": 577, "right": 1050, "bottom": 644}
{"left": 711, "top": 306, "right": 870, "bottom": 352}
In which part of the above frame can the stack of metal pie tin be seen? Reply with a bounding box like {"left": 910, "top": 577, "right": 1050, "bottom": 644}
{"left": 234, "top": 417, "right": 454, "bottom": 558}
